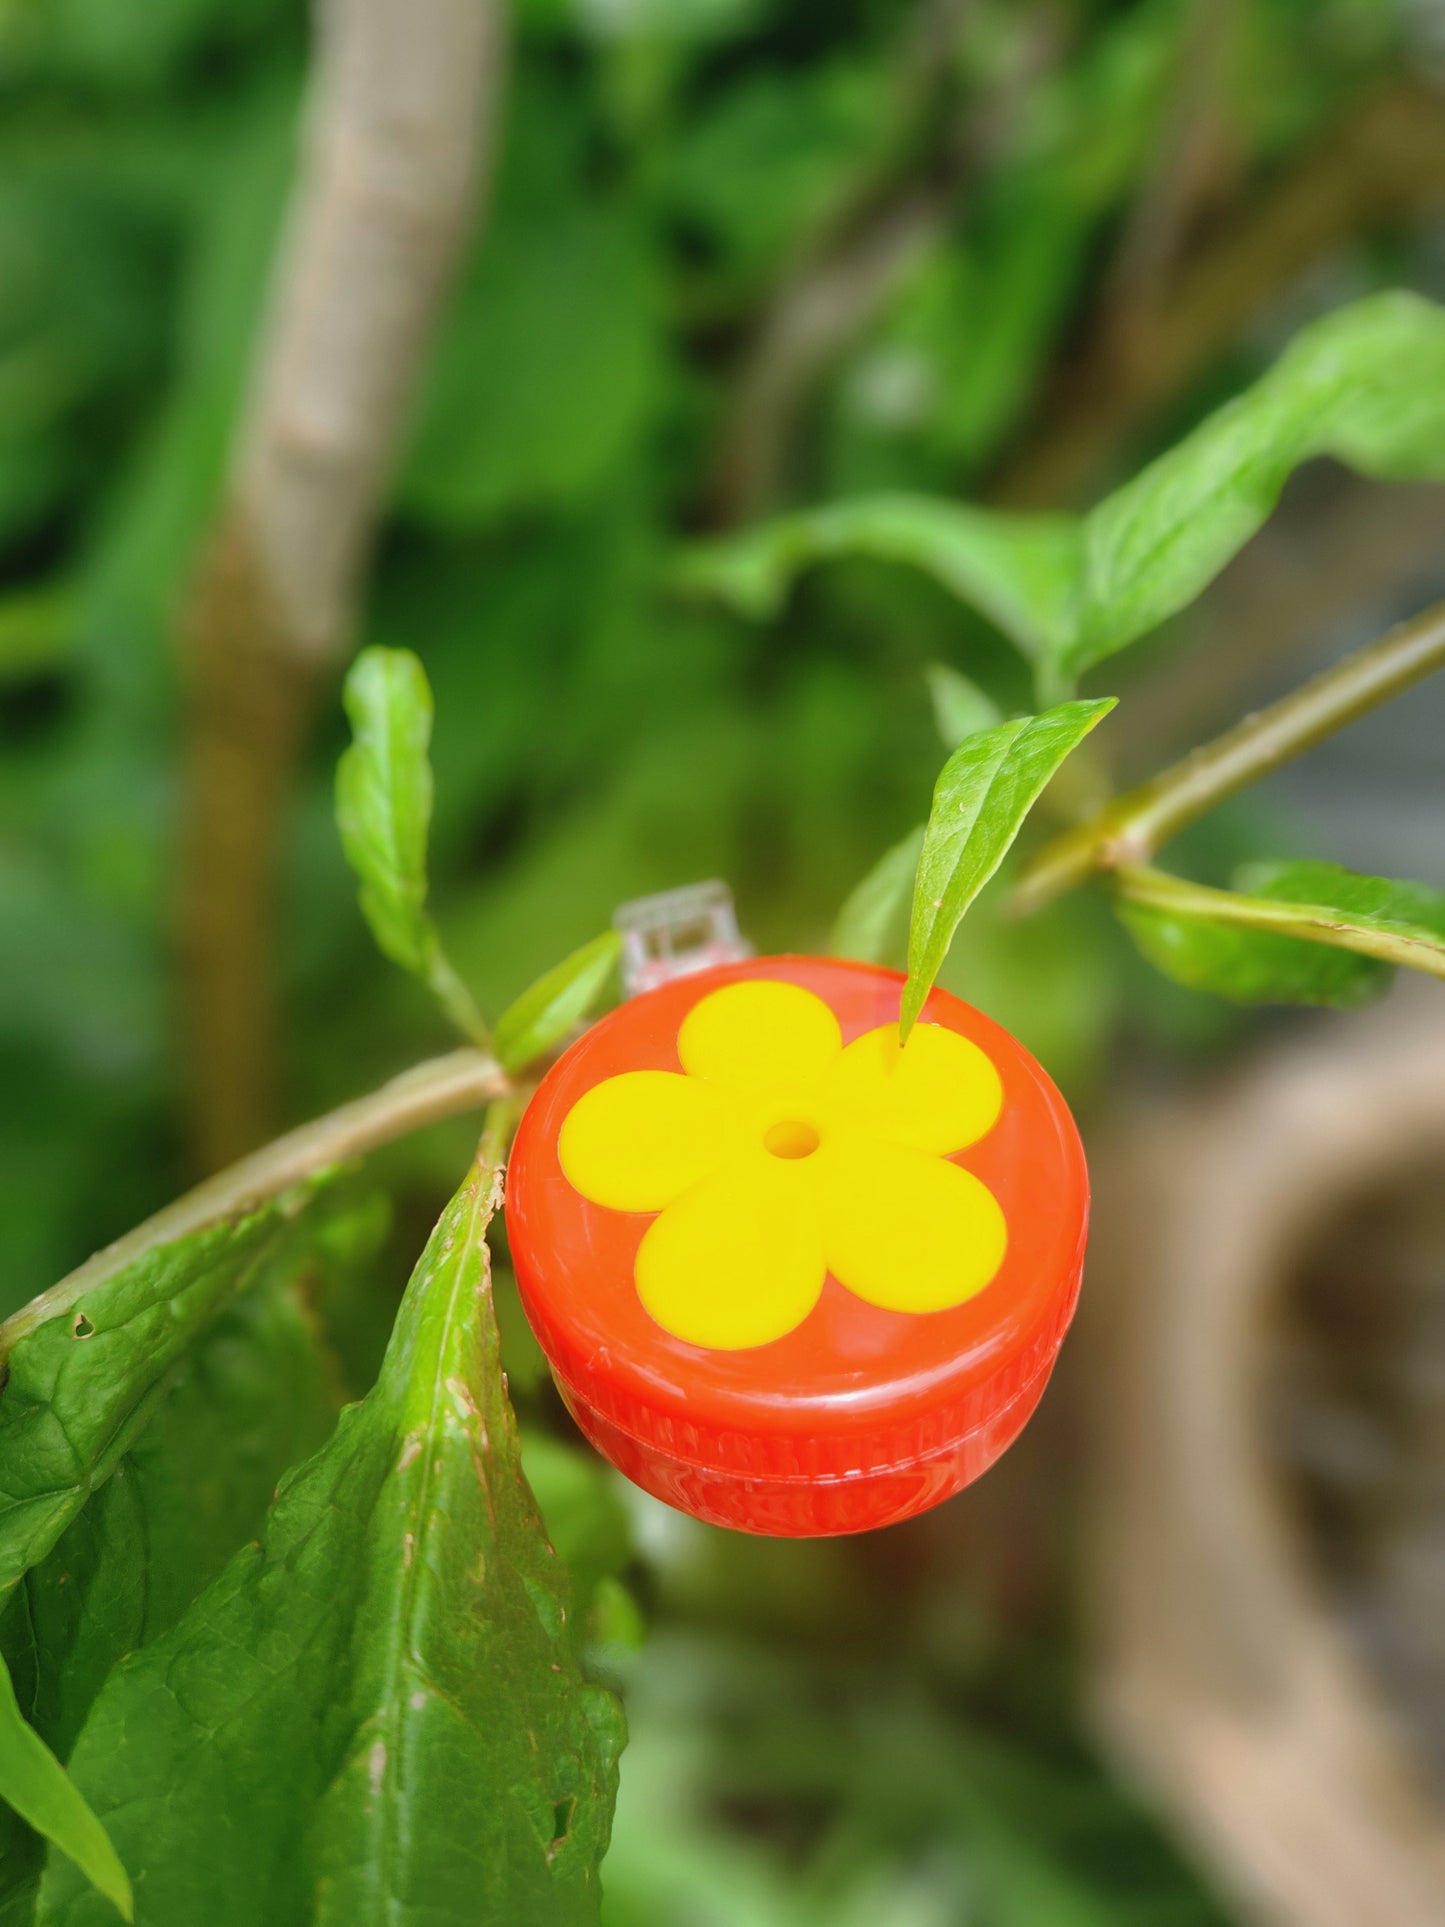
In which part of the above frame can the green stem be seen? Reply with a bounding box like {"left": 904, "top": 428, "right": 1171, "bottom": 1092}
{"left": 0, "top": 1048, "right": 511, "bottom": 1362}
{"left": 1012, "top": 594, "right": 1445, "bottom": 915}
{"left": 478, "top": 1090, "right": 528, "bottom": 1170}
{"left": 1114, "top": 864, "right": 1445, "bottom": 982}
{"left": 425, "top": 943, "right": 492, "bottom": 1051}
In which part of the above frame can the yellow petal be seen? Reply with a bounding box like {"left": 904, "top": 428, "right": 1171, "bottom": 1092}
{"left": 559, "top": 1071, "right": 745, "bottom": 1211}
{"left": 678, "top": 979, "right": 842, "bottom": 1094}
{"left": 822, "top": 1020, "right": 1002, "bottom": 1155}
{"left": 813, "top": 1136, "right": 1006, "bottom": 1313}
{"left": 635, "top": 1153, "right": 825, "bottom": 1348}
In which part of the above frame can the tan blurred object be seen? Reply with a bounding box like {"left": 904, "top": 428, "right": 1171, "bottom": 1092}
{"left": 1086, "top": 990, "right": 1445, "bottom": 1925}
{"left": 178, "top": 0, "right": 508, "bottom": 1173}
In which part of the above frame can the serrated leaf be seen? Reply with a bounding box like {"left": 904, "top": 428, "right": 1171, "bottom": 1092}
{"left": 1, "top": 1229, "right": 347, "bottom": 1920}
{"left": 0, "top": 1662, "right": 129, "bottom": 1924}
{"left": 0, "top": 1179, "right": 329, "bottom": 1601}
{"left": 7, "top": 1240, "right": 348, "bottom": 1733}
{"left": 830, "top": 825, "right": 924, "bottom": 965}
{"left": 336, "top": 647, "right": 486, "bottom": 1044}
{"left": 122, "top": 1255, "right": 344, "bottom": 1641}
{"left": 1118, "top": 860, "right": 1445, "bottom": 1005}
{"left": 0, "top": 1197, "right": 336, "bottom": 1925}
{"left": 38, "top": 1154, "right": 625, "bottom": 1927}
{"left": 674, "top": 495, "right": 1080, "bottom": 661}
{"left": 495, "top": 932, "right": 621, "bottom": 1074}
{"left": 902, "top": 701, "right": 1117, "bottom": 1037}
{"left": 925, "top": 664, "right": 1003, "bottom": 750}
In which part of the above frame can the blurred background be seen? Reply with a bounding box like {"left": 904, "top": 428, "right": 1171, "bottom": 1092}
{"left": 3, "top": 0, "right": 1445, "bottom": 1920}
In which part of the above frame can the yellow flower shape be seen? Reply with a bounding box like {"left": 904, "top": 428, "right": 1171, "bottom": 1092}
{"left": 558, "top": 979, "right": 1008, "bottom": 1350}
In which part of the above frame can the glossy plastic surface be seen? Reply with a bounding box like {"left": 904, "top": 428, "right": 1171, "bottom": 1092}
{"left": 506, "top": 956, "right": 1089, "bottom": 1536}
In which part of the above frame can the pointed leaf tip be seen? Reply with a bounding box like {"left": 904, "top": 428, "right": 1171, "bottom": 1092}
{"left": 0, "top": 1655, "right": 133, "bottom": 1919}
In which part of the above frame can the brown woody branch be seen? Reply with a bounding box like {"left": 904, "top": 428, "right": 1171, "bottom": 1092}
{"left": 178, "top": 0, "right": 507, "bottom": 1173}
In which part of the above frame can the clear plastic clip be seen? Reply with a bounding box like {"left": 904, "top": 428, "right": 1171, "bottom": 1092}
{"left": 614, "top": 880, "right": 753, "bottom": 998}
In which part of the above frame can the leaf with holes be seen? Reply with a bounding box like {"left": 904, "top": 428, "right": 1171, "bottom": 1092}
{"left": 0, "top": 1180, "right": 330, "bottom": 1602}
{"left": 2, "top": 1249, "right": 343, "bottom": 1772}
{"left": 0, "top": 1185, "right": 336, "bottom": 1918}
{"left": 902, "top": 701, "right": 1116, "bottom": 1037}
{"left": 37, "top": 1154, "right": 625, "bottom": 1927}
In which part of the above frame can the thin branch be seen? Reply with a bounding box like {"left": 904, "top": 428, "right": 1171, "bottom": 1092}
{"left": 178, "top": 0, "right": 507, "bottom": 1172}
{"left": 1012, "top": 596, "right": 1445, "bottom": 915}
{"left": 1114, "top": 864, "right": 1445, "bottom": 982}
{"left": 0, "top": 1048, "right": 511, "bottom": 1362}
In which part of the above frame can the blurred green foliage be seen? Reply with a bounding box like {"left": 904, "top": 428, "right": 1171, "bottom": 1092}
{"left": 2, "top": 0, "right": 1443, "bottom": 1918}
{"left": 2, "top": 0, "right": 1432, "bottom": 1301}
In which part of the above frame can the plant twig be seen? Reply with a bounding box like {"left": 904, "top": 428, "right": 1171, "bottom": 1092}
{"left": 1114, "top": 864, "right": 1445, "bottom": 982}
{"left": 1012, "top": 596, "right": 1445, "bottom": 915}
{"left": 178, "top": 0, "right": 507, "bottom": 1173}
{"left": 0, "top": 1049, "right": 511, "bottom": 1362}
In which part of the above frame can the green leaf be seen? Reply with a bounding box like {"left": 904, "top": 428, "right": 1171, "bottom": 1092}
{"left": 830, "top": 825, "right": 924, "bottom": 965}
{"left": 902, "top": 701, "right": 1117, "bottom": 1037}
{"left": 1067, "top": 292, "right": 1445, "bottom": 672}
{"left": 336, "top": 647, "right": 487, "bottom": 1045}
{"left": 0, "top": 1661, "right": 129, "bottom": 1924}
{"left": 674, "top": 495, "right": 1081, "bottom": 661}
{"left": 519, "top": 1433, "right": 632, "bottom": 1626}
{"left": 925, "top": 663, "right": 1004, "bottom": 750}
{"left": 494, "top": 931, "right": 622, "bottom": 1074}
{"left": 678, "top": 293, "right": 1445, "bottom": 682}
{"left": 1, "top": 1225, "right": 346, "bottom": 1920}
{"left": 0, "top": 1180, "right": 329, "bottom": 1601}
{"left": 1118, "top": 860, "right": 1445, "bottom": 1006}
{"left": 38, "top": 1155, "right": 625, "bottom": 1927}
{"left": 2, "top": 1471, "right": 146, "bottom": 1778}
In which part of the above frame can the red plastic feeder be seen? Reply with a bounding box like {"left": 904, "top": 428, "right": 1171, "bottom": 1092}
{"left": 506, "top": 956, "right": 1088, "bottom": 1536}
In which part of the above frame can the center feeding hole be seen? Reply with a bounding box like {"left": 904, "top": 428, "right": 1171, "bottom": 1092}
{"left": 764, "top": 1119, "right": 820, "bottom": 1160}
